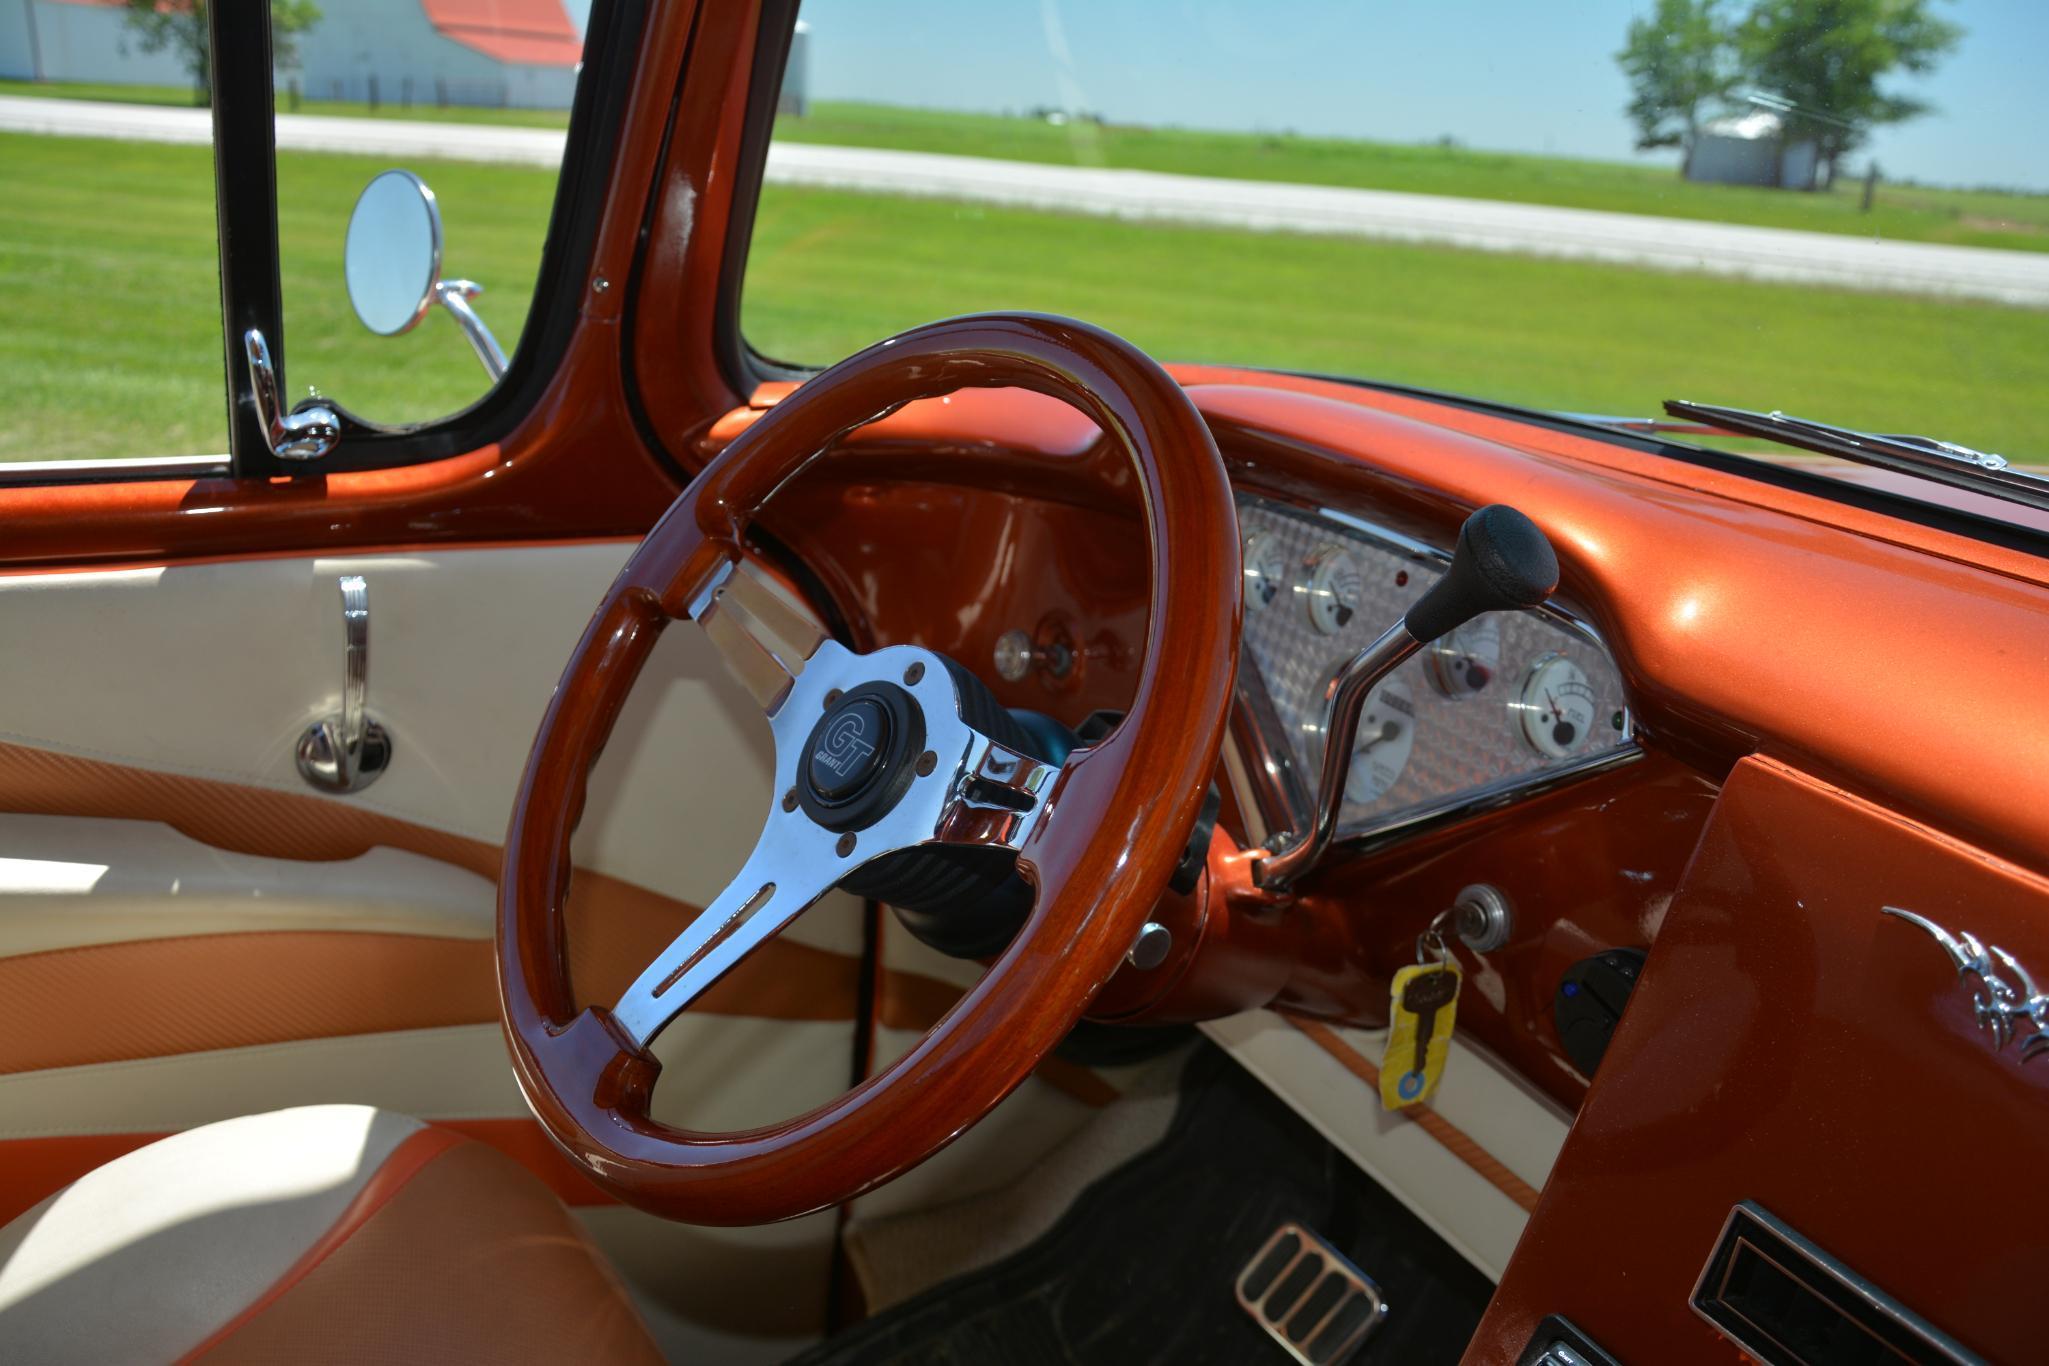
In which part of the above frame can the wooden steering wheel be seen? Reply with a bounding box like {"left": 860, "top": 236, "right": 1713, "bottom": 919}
{"left": 497, "top": 314, "right": 1240, "bottom": 1224}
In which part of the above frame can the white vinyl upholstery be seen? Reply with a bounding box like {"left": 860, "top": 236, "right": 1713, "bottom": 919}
{"left": 0, "top": 1106, "right": 423, "bottom": 1365}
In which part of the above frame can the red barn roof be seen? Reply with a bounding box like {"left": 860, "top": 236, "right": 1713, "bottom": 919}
{"left": 420, "top": 0, "right": 581, "bottom": 66}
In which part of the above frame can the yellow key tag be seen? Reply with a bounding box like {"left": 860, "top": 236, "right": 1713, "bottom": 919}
{"left": 1380, "top": 962, "right": 1461, "bottom": 1110}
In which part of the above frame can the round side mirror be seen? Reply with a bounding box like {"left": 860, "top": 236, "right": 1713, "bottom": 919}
{"left": 344, "top": 170, "right": 443, "bottom": 336}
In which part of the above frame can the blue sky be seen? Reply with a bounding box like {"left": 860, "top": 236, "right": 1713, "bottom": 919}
{"left": 793, "top": 0, "right": 2046, "bottom": 191}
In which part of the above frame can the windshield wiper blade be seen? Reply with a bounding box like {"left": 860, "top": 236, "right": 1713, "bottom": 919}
{"left": 1663, "top": 400, "right": 2049, "bottom": 515}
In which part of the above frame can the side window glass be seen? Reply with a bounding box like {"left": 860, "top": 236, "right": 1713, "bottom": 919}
{"left": 274, "top": 0, "right": 590, "bottom": 428}
{"left": 3, "top": 48, "right": 223, "bottom": 463}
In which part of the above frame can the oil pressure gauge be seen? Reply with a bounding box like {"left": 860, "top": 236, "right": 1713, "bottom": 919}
{"left": 1242, "top": 530, "right": 1289, "bottom": 613}
{"left": 1519, "top": 654, "right": 1596, "bottom": 759}
{"left": 1344, "top": 679, "right": 1415, "bottom": 805}
{"left": 1305, "top": 547, "right": 1362, "bottom": 636}
{"left": 1425, "top": 616, "right": 1501, "bottom": 700}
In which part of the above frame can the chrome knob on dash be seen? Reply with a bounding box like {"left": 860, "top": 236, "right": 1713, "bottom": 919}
{"left": 295, "top": 575, "right": 394, "bottom": 794}
{"left": 1126, "top": 921, "right": 1173, "bottom": 970}
{"left": 992, "top": 628, "right": 1073, "bottom": 683}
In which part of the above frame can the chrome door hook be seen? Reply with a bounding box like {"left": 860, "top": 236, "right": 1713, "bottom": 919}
{"left": 296, "top": 575, "right": 393, "bottom": 793}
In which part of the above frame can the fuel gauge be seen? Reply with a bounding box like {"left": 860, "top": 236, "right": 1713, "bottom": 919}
{"left": 1518, "top": 654, "right": 1597, "bottom": 759}
{"left": 1425, "top": 616, "right": 1501, "bottom": 700}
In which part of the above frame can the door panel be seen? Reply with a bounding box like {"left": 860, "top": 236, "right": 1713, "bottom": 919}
{"left": 0, "top": 544, "right": 805, "bottom": 907}
{"left": 0, "top": 543, "right": 871, "bottom": 1328}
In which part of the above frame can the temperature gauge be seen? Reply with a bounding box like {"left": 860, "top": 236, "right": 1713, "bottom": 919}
{"left": 1425, "top": 617, "right": 1501, "bottom": 700}
{"left": 1344, "top": 679, "right": 1416, "bottom": 805}
{"left": 1519, "top": 654, "right": 1597, "bottom": 759}
{"left": 1242, "top": 531, "right": 1289, "bottom": 613}
{"left": 1305, "top": 547, "right": 1363, "bottom": 636}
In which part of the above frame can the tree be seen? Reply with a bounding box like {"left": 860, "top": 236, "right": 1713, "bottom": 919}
{"left": 121, "top": 0, "right": 323, "bottom": 105}
{"left": 1616, "top": 0, "right": 1738, "bottom": 173}
{"left": 1737, "top": 0, "right": 1960, "bottom": 187}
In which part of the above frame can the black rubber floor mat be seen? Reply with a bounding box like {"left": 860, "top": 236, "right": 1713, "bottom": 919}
{"left": 790, "top": 1043, "right": 1495, "bottom": 1366}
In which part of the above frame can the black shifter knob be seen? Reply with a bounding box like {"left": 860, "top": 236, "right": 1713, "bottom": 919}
{"left": 1403, "top": 505, "right": 1559, "bottom": 642}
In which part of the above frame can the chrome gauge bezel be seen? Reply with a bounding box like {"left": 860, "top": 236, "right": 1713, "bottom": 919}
{"left": 1241, "top": 529, "right": 1290, "bottom": 615}
{"left": 1302, "top": 544, "right": 1364, "bottom": 636}
{"left": 1227, "top": 493, "right": 1640, "bottom": 854}
{"left": 1516, "top": 651, "right": 1601, "bottom": 759}
{"left": 1424, "top": 615, "right": 1502, "bottom": 701}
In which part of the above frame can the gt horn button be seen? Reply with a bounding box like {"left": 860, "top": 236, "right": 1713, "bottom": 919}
{"left": 797, "top": 682, "right": 926, "bottom": 833}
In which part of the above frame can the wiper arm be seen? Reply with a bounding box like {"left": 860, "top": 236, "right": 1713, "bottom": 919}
{"left": 1663, "top": 401, "right": 2049, "bottom": 515}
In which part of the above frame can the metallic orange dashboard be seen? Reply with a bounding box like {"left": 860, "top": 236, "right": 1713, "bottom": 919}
{"left": 711, "top": 363, "right": 2049, "bottom": 1358}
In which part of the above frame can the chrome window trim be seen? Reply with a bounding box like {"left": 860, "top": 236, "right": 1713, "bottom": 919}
{"left": 1230, "top": 490, "right": 1642, "bottom": 855}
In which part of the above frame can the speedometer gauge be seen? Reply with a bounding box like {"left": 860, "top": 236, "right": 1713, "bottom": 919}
{"left": 1305, "top": 547, "right": 1362, "bottom": 636}
{"left": 1242, "top": 531, "right": 1289, "bottom": 613}
{"left": 1518, "top": 654, "right": 1597, "bottom": 759}
{"left": 1425, "top": 617, "right": 1501, "bottom": 700}
{"left": 1344, "top": 679, "right": 1415, "bottom": 804}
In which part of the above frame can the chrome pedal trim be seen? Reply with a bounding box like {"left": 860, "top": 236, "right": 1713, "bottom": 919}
{"left": 1235, "top": 1220, "right": 1387, "bottom": 1365}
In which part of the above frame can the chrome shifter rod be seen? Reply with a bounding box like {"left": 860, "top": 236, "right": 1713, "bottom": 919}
{"left": 1253, "top": 505, "right": 1560, "bottom": 890}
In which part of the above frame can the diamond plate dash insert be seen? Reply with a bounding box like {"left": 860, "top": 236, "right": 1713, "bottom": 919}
{"left": 1236, "top": 496, "right": 1634, "bottom": 844}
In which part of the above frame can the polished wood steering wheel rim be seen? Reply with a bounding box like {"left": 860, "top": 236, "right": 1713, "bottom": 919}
{"left": 497, "top": 313, "right": 1240, "bottom": 1225}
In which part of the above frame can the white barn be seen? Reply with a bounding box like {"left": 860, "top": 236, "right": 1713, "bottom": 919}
{"left": 1, "top": 0, "right": 586, "bottom": 109}
{"left": 1686, "top": 110, "right": 1821, "bottom": 191}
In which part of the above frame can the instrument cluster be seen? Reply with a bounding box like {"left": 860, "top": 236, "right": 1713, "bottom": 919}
{"left": 1235, "top": 497, "right": 1636, "bottom": 845}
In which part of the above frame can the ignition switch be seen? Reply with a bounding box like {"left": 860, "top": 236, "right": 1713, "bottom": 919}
{"left": 1451, "top": 884, "right": 1514, "bottom": 953}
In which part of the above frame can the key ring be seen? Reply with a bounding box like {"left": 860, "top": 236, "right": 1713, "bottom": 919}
{"left": 1416, "top": 909, "right": 1454, "bottom": 966}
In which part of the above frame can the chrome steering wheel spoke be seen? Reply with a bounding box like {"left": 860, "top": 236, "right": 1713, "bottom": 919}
{"left": 689, "top": 558, "right": 829, "bottom": 718}
{"left": 610, "top": 809, "right": 843, "bottom": 1047}
{"left": 611, "top": 576, "right": 1063, "bottom": 1050}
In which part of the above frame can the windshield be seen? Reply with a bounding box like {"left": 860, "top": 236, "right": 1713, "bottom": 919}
{"left": 741, "top": 1, "right": 2047, "bottom": 490}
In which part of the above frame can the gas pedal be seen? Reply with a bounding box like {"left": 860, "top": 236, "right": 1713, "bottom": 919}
{"left": 1234, "top": 1220, "right": 1388, "bottom": 1364}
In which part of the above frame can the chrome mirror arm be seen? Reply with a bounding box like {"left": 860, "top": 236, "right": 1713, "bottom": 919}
{"left": 432, "top": 279, "right": 507, "bottom": 381}
{"left": 1253, "top": 505, "right": 1560, "bottom": 892}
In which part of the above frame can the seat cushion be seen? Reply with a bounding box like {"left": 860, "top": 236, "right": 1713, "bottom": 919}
{"left": 0, "top": 1104, "right": 664, "bottom": 1365}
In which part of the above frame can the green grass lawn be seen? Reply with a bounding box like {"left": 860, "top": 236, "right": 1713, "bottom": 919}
{"left": 0, "top": 132, "right": 554, "bottom": 459}
{"left": 744, "top": 187, "right": 2049, "bottom": 462}
{"left": 4, "top": 129, "right": 2046, "bottom": 468}
{"left": 775, "top": 102, "right": 2049, "bottom": 254}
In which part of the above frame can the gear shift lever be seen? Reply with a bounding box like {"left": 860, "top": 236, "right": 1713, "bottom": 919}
{"left": 1253, "top": 505, "right": 1558, "bottom": 889}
